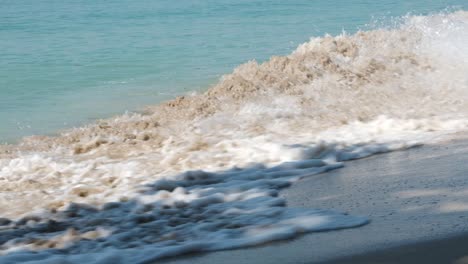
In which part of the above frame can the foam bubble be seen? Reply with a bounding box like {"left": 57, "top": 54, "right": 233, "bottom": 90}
{"left": 0, "top": 10, "right": 467, "bottom": 263}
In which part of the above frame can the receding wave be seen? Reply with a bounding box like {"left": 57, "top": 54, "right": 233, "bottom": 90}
{"left": 0, "top": 10, "right": 467, "bottom": 263}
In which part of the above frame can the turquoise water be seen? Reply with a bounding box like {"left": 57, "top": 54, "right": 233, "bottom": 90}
{"left": 1, "top": 0, "right": 467, "bottom": 143}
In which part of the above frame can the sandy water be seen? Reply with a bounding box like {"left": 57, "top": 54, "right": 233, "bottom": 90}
{"left": 1, "top": 0, "right": 467, "bottom": 142}
{"left": 0, "top": 5, "right": 467, "bottom": 264}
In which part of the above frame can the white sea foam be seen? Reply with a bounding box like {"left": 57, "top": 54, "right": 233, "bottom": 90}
{"left": 0, "top": 10, "right": 467, "bottom": 263}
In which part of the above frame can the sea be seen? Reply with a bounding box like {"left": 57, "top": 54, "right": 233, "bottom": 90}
{"left": 0, "top": 1, "right": 468, "bottom": 263}
{"left": 1, "top": 0, "right": 467, "bottom": 142}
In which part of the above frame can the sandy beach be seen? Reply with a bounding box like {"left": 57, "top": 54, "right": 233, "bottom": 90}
{"left": 0, "top": 8, "right": 467, "bottom": 263}
{"left": 157, "top": 135, "right": 468, "bottom": 264}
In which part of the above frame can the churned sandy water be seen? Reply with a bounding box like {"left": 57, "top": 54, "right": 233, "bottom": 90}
{"left": 0, "top": 10, "right": 467, "bottom": 263}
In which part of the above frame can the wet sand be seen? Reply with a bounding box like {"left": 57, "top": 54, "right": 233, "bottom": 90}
{"left": 161, "top": 135, "right": 468, "bottom": 263}
{"left": 324, "top": 232, "right": 468, "bottom": 264}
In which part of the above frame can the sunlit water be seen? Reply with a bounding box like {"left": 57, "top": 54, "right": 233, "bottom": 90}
{"left": 0, "top": 2, "right": 468, "bottom": 262}
{"left": 1, "top": 0, "right": 467, "bottom": 142}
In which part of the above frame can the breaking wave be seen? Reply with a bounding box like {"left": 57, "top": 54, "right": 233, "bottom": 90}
{"left": 0, "top": 10, "right": 467, "bottom": 263}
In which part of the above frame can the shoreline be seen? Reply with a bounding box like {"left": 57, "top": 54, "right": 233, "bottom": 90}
{"left": 159, "top": 134, "right": 468, "bottom": 264}
{"left": 0, "top": 9, "right": 466, "bottom": 262}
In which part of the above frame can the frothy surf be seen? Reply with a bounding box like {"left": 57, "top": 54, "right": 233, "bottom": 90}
{"left": 0, "top": 10, "right": 467, "bottom": 263}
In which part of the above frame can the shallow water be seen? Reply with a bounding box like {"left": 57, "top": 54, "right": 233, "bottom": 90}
{"left": 1, "top": 3, "right": 468, "bottom": 263}
{"left": 1, "top": 0, "right": 467, "bottom": 142}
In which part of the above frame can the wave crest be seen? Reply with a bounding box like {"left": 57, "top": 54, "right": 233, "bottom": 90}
{"left": 0, "top": 10, "right": 467, "bottom": 263}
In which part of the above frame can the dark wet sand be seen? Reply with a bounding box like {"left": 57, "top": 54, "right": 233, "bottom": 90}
{"left": 324, "top": 232, "right": 468, "bottom": 264}
{"left": 162, "top": 135, "right": 468, "bottom": 264}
